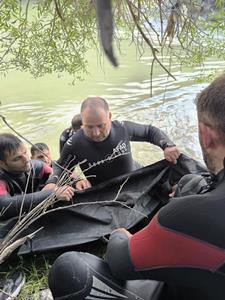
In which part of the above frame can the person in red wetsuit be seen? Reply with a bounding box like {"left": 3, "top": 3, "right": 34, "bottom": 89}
{"left": 0, "top": 133, "right": 74, "bottom": 220}
{"left": 48, "top": 75, "right": 225, "bottom": 300}
{"left": 106, "top": 74, "right": 225, "bottom": 300}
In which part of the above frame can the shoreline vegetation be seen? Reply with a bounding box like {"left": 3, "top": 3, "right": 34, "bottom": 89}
{"left": 0, "top": 1, "right": 225, "bottom": 298}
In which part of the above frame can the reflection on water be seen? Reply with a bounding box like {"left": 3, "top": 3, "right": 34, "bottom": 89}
{"left": 0, "top": 43, "right": 225, "bottom": 167}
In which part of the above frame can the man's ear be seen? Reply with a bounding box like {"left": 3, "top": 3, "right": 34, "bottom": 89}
{"left": 109, "top": 112, "right": 112, "bottom": 120}
{"left": 0, "top": 160, "right": 6, "bottom": 170}
{"left": 199, "top": 122, "right": 216, "bottom": 149}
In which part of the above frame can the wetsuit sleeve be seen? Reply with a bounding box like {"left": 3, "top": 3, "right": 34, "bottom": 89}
{"left": 123, "top": 121, "right": 175, "bottom": 149}
{"left": 47, "top": 138, "right": 77, "bottom": 185}
{"left": 0, "top": 188, "right": 53, "bottom": 220}
{"left": 107, "top": 208, "right": 225, "bottom": 283}
{"left": 106, "top": 231, "right": 137, "bottom": 280}
{"left": 59, "top": 129, "right": 68, "bottom": 154}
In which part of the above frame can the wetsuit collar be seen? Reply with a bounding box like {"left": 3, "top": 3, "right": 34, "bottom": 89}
{"left": 208, "top": 160, "right": 225, "bottom": 190}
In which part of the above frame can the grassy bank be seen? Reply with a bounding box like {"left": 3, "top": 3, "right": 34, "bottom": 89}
{"left": 1, "top": 241, "right": 107, "bottom": 299}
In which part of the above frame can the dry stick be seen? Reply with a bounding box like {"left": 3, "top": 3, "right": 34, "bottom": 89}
{"left": 18, "top": 167, "right": 32, "bottom": 222}
{"left": 54, "top": 0, "right": 65, "bottom": 21}
{"left": 0, "top": 202, "right": 12, "bottom": 218}
{"left": 112, "top": 177, "right": 129, "bottom": 201}
{"left": 1, "top": 163, "right": 81, "bottom": 249}
{"left": 126, "top": 0, "right": 176, "bottom": 81}
{"left": 1, "top": 151, "right": 130, "bottom": 249}
{"left": 0, "top": 169, "right": 74, "bottom": 246}
{"left": 150, "top": 57, "right": 156, "bottom": 97}
{"left": 9, "top": 178, "right": 148, "bottom": 230}
{"left": 0, "top": 191, "right": 56, "bottom": 250}
{"left": 1, "top": 198, "right": 48, "bottom": 248}
{"left": 0, "top": 288, "right": 16, "bottom": 299}
{"left": 0, "top": 115, "right": 27, "bottom": 142}
{"left": 158, "top": 0, "right": 164, "bottom": 44}
{"left": 4, "top": 173, "right": 73, "bottom": 237}
{"left": 31, "top": 196, "right": 149, "bottom": 223}
{"left": 0, "top": 176, "right": 147, "bottom": 263}
{"left": 0, "top": 228, "right": 43, "bottom": 265}
{"left": 4, "top": 163, "right": 125, "bottom": 245}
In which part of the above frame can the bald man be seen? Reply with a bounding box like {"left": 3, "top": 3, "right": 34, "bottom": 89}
{"left": 47, "top": 97, "right": 180, "bottom": 190}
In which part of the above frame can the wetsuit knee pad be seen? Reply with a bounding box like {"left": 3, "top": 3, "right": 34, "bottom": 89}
{"left": 48, "top": 251, "right": 92, "bottom": 299}
{"left": 48, "top": 251, "right": 162, "bottom": 300}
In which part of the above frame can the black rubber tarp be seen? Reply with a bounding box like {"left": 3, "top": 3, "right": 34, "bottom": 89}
{"left": 0, "top": 154, "right": 207, "bottom": 256}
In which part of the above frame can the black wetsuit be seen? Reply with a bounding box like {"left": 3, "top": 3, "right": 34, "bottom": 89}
{"left": 49, "top": 120, "right": 175, "bottom": 186}
{"left": 106, "top": 168, "right": 225, "bottom": 300}
{"left": 0, "top": 160, "right": 53, "bottom": 219}
{"left": 59, "top": 127, "right": 75, "bottom": 154}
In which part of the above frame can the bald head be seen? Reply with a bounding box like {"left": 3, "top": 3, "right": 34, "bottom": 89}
{"left": 80, "top": 97, "right": 112, "bottom": 142}
{"left": 81, "top": 97, "right": 109, "bottom": 114}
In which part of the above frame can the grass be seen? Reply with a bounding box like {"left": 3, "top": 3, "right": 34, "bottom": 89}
{"left": 0, "top": 240, "right": 107, "bottom": 299}
{"left": 17, "top": 255, "right": 50, "bottom": 300}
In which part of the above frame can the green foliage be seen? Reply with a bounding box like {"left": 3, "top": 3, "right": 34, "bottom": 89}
{"left": 0, "top": 0, "right": 97, "bottom": 79}
{"left": 17, "top": 255, "right": 51, "bottom": 300}
{"left": 0, "top": 0, "right": 225, "bottom": 80}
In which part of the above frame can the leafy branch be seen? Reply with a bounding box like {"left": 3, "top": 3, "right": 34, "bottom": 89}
{"left": 0, "top": 1, "right": 224, "bottom": 81}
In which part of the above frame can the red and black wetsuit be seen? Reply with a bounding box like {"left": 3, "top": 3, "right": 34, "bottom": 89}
{"left": 49, "top": 120, "right": 174, "bottom": 186}
{"left": 106, "top": 169, "right": 225, "bottom": 300}
{"left": 0, "top": 160, "right": 53, "bottom": 219}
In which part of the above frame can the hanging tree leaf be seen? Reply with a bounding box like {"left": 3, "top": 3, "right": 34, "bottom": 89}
{"left": 0, "top": 0, "right": 224, "bottom": 81}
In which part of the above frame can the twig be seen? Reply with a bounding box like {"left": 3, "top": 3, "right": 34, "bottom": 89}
{"left": 0, "top": 174, "right": 148, "bottom": 264}
{"left": 37, "top": 199, "right": 148, "bottom": 220}
{"left": 53, "top": 0, "right": 65, "bottom": 21}
{"left": 112, "top": 177, "right": 129, "bottom": 201}
{"left": 150, "top": 57, "right": 156, "bottom": 97}
{"left": 0, "top": 227, "right": 43, "bottom": 265}
{"left": 18, "top": 167, "right": 32, "bottom": 222}
{"left": 0, "top": 288, "right": 15, "bottom": 299}
{"left": 126, "top": 0, "right": 176, "bottom": 81}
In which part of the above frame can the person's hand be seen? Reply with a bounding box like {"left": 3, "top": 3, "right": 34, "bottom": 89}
{"left": 169, "top": 184, "right": 178, "bottom": 197}
{"left": 43, "top": 183, "right": 56, "bottom": 190}
{"left": 112, "top": 228, "right": 132, "bottom": 238}
{"left": 75, "top": 179, "right": 92, "bottom": 191}
{"left": 55, "top": 185, "right": 75, "bottom": 202}
{"left": 164, "top": 146, "right": 180, "bottom": 164}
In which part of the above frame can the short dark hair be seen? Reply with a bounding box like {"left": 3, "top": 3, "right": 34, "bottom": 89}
{"left": 196, "top": 74, "right": 225, "bottom": 144}
{"left": 81, "top": 97, "right": 109, "bottom": 113}
{"left": 71, "top": 114, "right": 82, "bottom": 131}
{"left": 0, "top": 133, "right": 23, "bottom": 161}
{"left": 31, "top": 143, "right": 49, "bottom": 156}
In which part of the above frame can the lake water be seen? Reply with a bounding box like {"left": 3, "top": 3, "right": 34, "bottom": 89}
{"left": 0, "top": 41, "right": 225, "bottom": 166}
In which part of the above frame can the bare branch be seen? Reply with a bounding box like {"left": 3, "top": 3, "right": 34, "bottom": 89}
{"left": 53, "top": 0, "right": 65, "bottom": 21}
{"left": 126, "top": 0, "right": 176, "bottom": 81}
